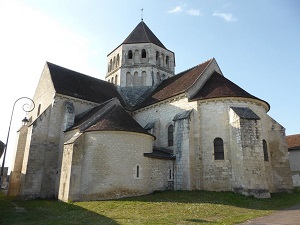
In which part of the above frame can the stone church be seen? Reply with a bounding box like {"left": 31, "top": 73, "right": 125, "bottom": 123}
{"left": 8, "top": 21, "right": 293, "bottom": 201}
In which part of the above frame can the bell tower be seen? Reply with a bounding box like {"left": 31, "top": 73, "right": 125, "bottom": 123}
{"left": 105, "top": 21, "right": 175, "bottom": 88}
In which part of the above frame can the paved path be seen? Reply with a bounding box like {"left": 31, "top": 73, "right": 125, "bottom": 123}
{"left": 239, "top": 204, "right": 300, "bottom": 225}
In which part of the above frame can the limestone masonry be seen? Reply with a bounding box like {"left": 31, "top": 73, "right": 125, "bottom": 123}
{"left": 8, "top": 21, "right": 293, "bottom": 201}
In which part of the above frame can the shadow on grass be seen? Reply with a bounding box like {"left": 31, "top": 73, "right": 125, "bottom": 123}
{"left": 116, "top": 190, "right": 300, "bottom": 211}
{"left": 0, "top": 195, "right": 119, "bottom": 225}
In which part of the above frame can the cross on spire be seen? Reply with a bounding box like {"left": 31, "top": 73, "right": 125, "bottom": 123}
{"left": 141, "top": 8, "right": 143, "bottom": 21}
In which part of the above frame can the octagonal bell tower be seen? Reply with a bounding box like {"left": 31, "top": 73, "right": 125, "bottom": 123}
{"left": 105, "top": 20, "right": 175, "bottom": 88}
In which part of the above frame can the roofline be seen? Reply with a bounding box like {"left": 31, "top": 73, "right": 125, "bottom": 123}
{"left": 82, "top": 129, "right": 156, "bottom": 140}
{"left": 191, "top": 96, "right": 270, "bottom": 112}
{"left": 107, "top": 42, "right": 175, "bottom": 57}
{"left": 133, "top": 93, "right": 187, "bottom": 112}
{"left": 188, "top": 58, "right": 214, "bottom": 88}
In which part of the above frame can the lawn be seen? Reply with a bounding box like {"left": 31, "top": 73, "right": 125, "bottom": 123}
{"left": 0, "top": 189, "right": 300, "bottom": 225}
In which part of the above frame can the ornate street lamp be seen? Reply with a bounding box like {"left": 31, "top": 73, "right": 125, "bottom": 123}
{"left": 0, "top": 97, "right": 35, "bottom": 183}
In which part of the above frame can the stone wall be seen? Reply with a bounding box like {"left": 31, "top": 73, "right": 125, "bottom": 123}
{"left": 133, "top": 97, "right": 199, "bottom": 190}
{"left": 8, "top": 125, "right": 28, "bottom": 196}
{"left": 106, "top": 43, "right": 175, "bottom": 87}
{"left": 60, "top": 131, "right": 165, "bottom": 201}
{"left": 18, "top": 95, "right": 97, "bottom": 199}
{"left": 197, "top": 98, "right": 292, "bottom": 196}
{"left": 289, "top": 150, "right": 300, "bottom": 186}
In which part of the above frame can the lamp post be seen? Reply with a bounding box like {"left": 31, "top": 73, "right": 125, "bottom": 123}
{"left": 0, "top": 97, "right": 35, "bottom": 185}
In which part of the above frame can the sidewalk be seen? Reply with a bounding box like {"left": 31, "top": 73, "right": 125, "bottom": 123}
{"left": 239, "top": 204, "right": 300, "bottom": 225}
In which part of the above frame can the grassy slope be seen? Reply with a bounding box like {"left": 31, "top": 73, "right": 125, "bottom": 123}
{"left": 0, "top": 190, "right": 300, "bottom": 225}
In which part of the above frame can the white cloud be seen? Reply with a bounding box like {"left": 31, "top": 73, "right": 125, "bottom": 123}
{"left": 168, "top": 6, "right": 182, "bottom": 13}
{"left": 213, "top": 12, "right": 237, "bottom": 22}
{"left": 187, "top": 9, "right": 201, "bottom": 16}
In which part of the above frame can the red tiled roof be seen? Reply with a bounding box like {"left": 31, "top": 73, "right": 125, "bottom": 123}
{"left": 190, "top": 71, "right": 270, "bottom": 109}
{"left": 286, "top": 134, "right": 300, "bottom": 150}
{"left": 137, "top": 59, "right": 213, "bottom": 108}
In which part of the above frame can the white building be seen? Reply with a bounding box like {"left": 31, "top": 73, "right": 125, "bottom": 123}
{"left": 8, "top": 21, "right": 293, "bottom": 201}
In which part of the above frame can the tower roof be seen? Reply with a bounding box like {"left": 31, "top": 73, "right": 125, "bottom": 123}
{"left": 122, "top": 21, "right": 166, "bottom": 49}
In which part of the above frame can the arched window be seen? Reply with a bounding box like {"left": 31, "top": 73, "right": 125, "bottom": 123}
{"left": 126, "top": 72, "right": 132, "bottom": 86}
{"left": 156, "top": 51, "right": 159, "bottom": 60}
{"left": 111, "top": 77, "right": 114, "bottom": 84}
{"left": 115, "top": 75, "right": 118, "bottom": 85}
{"left": 168, "top": 125, "right": 174, "bottom": 146}
{"left": 142, "top": 71, "right": 147, "bottom": 85}
{"left": 214, "top": 138, "right": 224, "bottom": 160}
{"left": 142, "top": 49, "right": 146, "bottom": 58}
{"left": 128, "top": 50, "right": 133, "bottom": 59}
{"left": 133, "top": 71, "right": 139, "bottom": 86}
{"left": 113, "top": 56, "right": 116, "bottom": 69}
{"left": 136, "top": 165, "right": 139, "bottom": 178}
{"left": 166, "top": 56, "right": 169, "bottom": 68}
{"left": 109, "top": 59, "right": 113, "bottom": 72}
{"left": 156, "top": 51, "right": 160, "bottom": 65}
{"left": 134, "top": 50, "right": 139, "bottom": 63}
{"left": 263, "top": 139, "right": 269, "bottom": 161}
{"left": 116, "top": 54, "right": 120, "bottom": 67}
{"left": 37, "top": 104, "right": 41, "bottom": 116}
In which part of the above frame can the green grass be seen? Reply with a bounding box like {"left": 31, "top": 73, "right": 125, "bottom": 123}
{"left": 0, "top": 189, "right": 300, "bottom": 225}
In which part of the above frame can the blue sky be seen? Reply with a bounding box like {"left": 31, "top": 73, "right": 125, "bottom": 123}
{"left": 0, "top": 0, "right": 299, "bottom": 169}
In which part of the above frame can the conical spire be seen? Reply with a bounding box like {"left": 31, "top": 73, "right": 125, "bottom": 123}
{"left": 122, "top": 21, "right": 166, "bottom": 49}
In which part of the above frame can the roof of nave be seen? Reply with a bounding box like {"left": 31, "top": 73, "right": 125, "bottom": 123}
{"left": 286, "top": 134, "right": 300, "bottom": 150}
{"left": 68, "top": 98, "right": 153, "bottom": 137}
{"left": 135, "top": 59, "right": 213, "bottom": 109}
{"left": 122, "top": 21, "right": 167, "bottom": 49}
{"left": 46, "top": 62, "right": 126, "bottom": 106}
{"left": 190, "top": 71, "right": 270, "bottom": 109}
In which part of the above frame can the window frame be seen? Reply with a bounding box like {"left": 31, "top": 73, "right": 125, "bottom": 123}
{"left": 168, "top": 124, "right": 174, "bottom": 146}
{"left": 214, "top": 137, "right": 224, "bottom": 160}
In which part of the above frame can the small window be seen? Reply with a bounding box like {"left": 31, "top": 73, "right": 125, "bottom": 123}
{"left": 113, "top": 56, "right": 116, "bottom": 69}
{"left": 263, "top": 139, "right": 269, "bottom": 161}
{"left": 115, "top": 75, "right": 118, "bottom": 85}
{"left": 142, "top": 49, "right": 146, "bottom": 58}
{"left": 168, "top": 125, "right": 174, "bottom": 146}
{"left": 128, "top": 50, "right": 133, "bottom": 59}
{"left": 37, "top": 104, "right": 41, "bottom": 116}
{"left": 214, "top": 138, "right": 224, "bottom": 160}
{"left": 111, "top": 77, "right": 114, "bottom": 84}
{"left": 156, "top": 51, "right": 159, "bottom": 60}
{"left": 116, "top": 54, "right": 120, "bottom": 67}
{"left": 166, "top": 56, "right": 169, "bottom": 68}
{"left": 136, "top": 165, "right": 139, "bottom": 178}
{"left": 109, "top": 59, "right": 112, "bottom": 72}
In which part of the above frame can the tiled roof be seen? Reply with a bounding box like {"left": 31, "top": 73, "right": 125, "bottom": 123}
{"left": 70, "top": 98, "right": 153, "bottom": 137}
{"left": 136, "top": 59, "right": 213, "bottom": 109}
{"left": 190, "top": 71, "right": 270, "bottom": 108}
{"left": 230, "top": 107, "right": 260, "bottom": 120}
{"left": 286, "top": 134, "right": 300, "bottom": 150}
{"left": 47, "top": 62, "right": 125, "bottom": 106}
{"left": 144, "top": 147, "right": 175, "bottom": 160}
{"left": 122, "top": 21, "right": 166, "bottom": 49}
